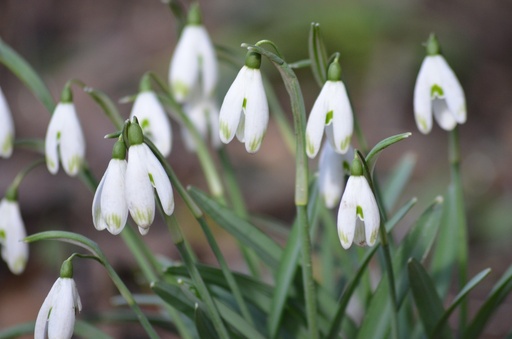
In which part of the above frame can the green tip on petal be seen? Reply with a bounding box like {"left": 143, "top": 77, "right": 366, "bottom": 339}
{"left": 350, "top": 156, "right": 363, "bottom": 176}
{"left": 340, "top": 135, "right": 351, "bottom": 152}
{"left": 327, "top": 59, "right": 342, "bottom": 81}
{"left": 60, "top": 259, "right": 74, "bottom": 278}
{"left": 244, "top": 51, "right": 262, "bottom": 69}
{"left": 2, "top": 134, "right": 13, "bottom": 156}
{"left": 187, "top": 3, "right": 202, "bottom": 25}
{"left": 306, "top": 134, "right": 316, "bottom": 156}
{"left": 112, "top": 139, "right": 127, "bottom": 160}
{"left": 67, "top": 155, "right": 82, "bottom": 175}
{"left": 220, "top": 121, "right": 231, "bottom": 141}
{"left": 106, "top": 214, "right": 123, "bottom": 230}
{"left": 339, "top": 230, "right": 349, "bottom": 245}
{"left": 425, "top": 33, "right": 441, "bottom": 56}
{"left": 248, "top": 135, "right": 263, "bottom": 152}
{"left": 369, "top": 228, "right": 378, "bottom": 244}
{"left": 127, "top": 121, "right": 144, "bottom": 146}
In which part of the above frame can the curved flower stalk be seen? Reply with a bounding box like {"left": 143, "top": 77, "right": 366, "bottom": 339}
{"left": 35, "top": 260, "right": 82, "bottom": 339}
{"left": 130, "top": 89, "right": 172, "bottom": 157}
{"left": 169, "top": 3, "right": 217, "bottom": 103}
{"left": 0, "top": 198, "right": 28, "bottom": 274}
{"left": 318, "top": 142, "right": 353, "bottom": 209}
{"left": 337, "top": 156, "right": 380, "bottom": 249}
{"left": 0, "top": 87, "right": 14, "bottom": 158}
{"left": 181, "top": 93, "right": 221, "bottom": 152}
{"left": 413, "top": 34, "right": 466, "bottom": 134}
{"left": 92, "top": 139, "right": 129, "bottom": 235}
{"left": 219, "top": 51, "right": 269, "bottom": 153}
{"left": 125, "top": 120, "right": 174, "bottom": 235}
{"left": 306, "top": 57, "right": 353, "bottom": 158}
{"left": 45, "top": 86, "right": 86, "bottom": 176}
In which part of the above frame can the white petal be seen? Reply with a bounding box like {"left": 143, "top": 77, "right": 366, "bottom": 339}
{"left": 206, "top": 99, "right": 222, "bottom": 149}
{"left": 353, "top": 219, "right": 367, "bottom": 246}
{"left": 219, "top": 66, "right": 247, "bottom": 143}
{"left": 433, "top": 98, "right": 457, "bottom": 131}
{"left": 138, "top": 226, "right": 150, "bottom": 236}
{"left": 318, "top": 142, "right": 344, "bottom": 209}
{"left": 357, "top": 177, "right": 380, "bottom": 246}
{"left": 48, "top": 278, "right": 77, "bottom": 339}
{"left": 330, "top": 81, "right": 353, "bottom": 154}
{"left": 45, "top": 103, "right": 67, "bottom": 174}
{"left": 305, "top": 82, "right": 330, "bottom": 158}
{"left": 125, "top": 145, "right": 155, "bottom": 229}
{"left": 413, "top": 57, "right": 435, "bottom": 134}
{"left": 0, "top": 88, "right": 14, "bottom": 158}
{"left": 35, "top": 278, "right": 61, "bottom": 339}
{"left": 170, "top": 26, "right": 200, "bottom": 102}
{"left": 195, "top": 26, "right": 218, "bottom": 97}
{"left": 131, "top": 92, "right": 172, "bottom": 157}
{"left": 59, "top": 104, "right": 85, "bottom": 176}
{"left": 435, "top": 55, "right": 466, "bottom": 124}
{"left": 0, "top": 199, "right": 28, "bottom": 274}
{"left": 92, "top": 169, "right": 107, "bottom": 231}
{"left": 144, "top": 144, "right": 174, "bottom": 216}
{"left": 244, "top": 69, "right": 269, "bottom": 153}
{"left": 337, "top": 176, "right": 360, "bottom": 249}
{"left": 101, "top": 159, "right": 128, "bottom": 235}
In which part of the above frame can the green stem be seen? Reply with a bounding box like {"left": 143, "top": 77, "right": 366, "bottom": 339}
{"left": 264, "top": 77, "right": 295, "bottom": 154}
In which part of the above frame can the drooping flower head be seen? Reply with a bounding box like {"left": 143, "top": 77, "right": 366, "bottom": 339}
{"left": 0, "top": 193, "right": 28, "bottom": 275}
{"left": 318, "top": 142, "right": 353, "bottom": 209}
{"left": 45, "top": 86, "right": 86, "bottom": 176}
{"left": 337, "top": 156, "right": 380, "bottom": 249}
{"left": 92, "top": 138, "right": 129, "bottom": 235}
{"left": 0, "top": 87, "right": 15, "bottom": 158}
{"left": 35, "top": 260, "right": 82, "bottom": 339}
{"left": 306, "top": 57, "right": 354, "bottom": 158}
{"left": 181, "top": 93, "right": 221, "bottom": 152}
{"left": 219, "top": 51, "right": 269, "bottom": 153}
{"left": 125, "top": 119, "right": 174, "bottom": 235}
{"left": 130, "top": 76, "right": 173, "bottom": 157}
{"left": 169, "top": 3, "right": 217, "bottom": 103}
{"left": 413, "top": 34, "right": 466, "bottom": 134}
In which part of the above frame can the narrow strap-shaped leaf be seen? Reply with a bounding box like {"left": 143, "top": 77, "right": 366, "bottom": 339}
{"left": 0, "top": 38, "right": 55, "bottom": 113}
{"left": 83, "top": 86, "right": 124, "bottom": 130}
{"left": 382, "top": 153, "right": 416, "bottom": 212}
{"left": 196, "top": 304, "right": 220, "bottom": 339}
{"left": 385, "top": 197, "right": 417, "bottom": 232}
{"left": 308, "top": 22, "right": 328, "bottom": 87}
{"left": 408, "top": 258, "right": 453, "bottom": 339}
{"left": 365, "top": 132, "right": 412, "bottom": 174}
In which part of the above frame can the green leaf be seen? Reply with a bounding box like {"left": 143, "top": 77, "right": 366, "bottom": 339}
{"left": 83, "top": 86, "right": 124, "bottom": 130}
{"left": 408, "top": 258, "right": 453, "bottom": 338}
{"left": 385, "top": 197, "right": 417, "bottom": 233}
{"left": 356, "top": 197, "right": 443, "bottom": 339}
{"left": 24, "top": 230, "right": 101, "bottom": 257}
{"left": 463, "top": 266, "right": 512, "bottom": 339}
{"left": 196, "top": 304, "right": 220, "bottom": 339}
{"left": 0, "top": 38, "right": 55, "bottom": 113}
{"left": 365, "top": 132, "right": 412, "bottom": 174}
{"left": 382, "top": 153, "right": 416, "bottom": 212}
{"left": 188, "top": 187, "right": 283, "bottom": 270}
{"left": 308, "top": 22, "right": 328, "bottom": 87}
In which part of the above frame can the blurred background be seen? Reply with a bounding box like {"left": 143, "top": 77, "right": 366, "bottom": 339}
{"left": 1, "top": 0, "right": 512, "bottom": 337}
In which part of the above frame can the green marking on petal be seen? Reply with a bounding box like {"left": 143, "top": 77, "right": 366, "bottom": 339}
{"left": 12, "top": 257, "right": 27, "bottom": 274}
{"left": 2, "top": 133, "right": 13, "bottom": 155}
{"left": 141, "top": 118, "right": 150, "bottom": 129}
{"left": 46, "top": 156, "right": 56, "bottom": 170}
{"left": 172, "top": 81, "right": 189, "bottom": 99}
{"left": 370, "top": 228, "right": 378, "bottom": 244}
{"left": 340, "top": 135, "right": 351, "bottom": 152}
{"left": 220, "top": 121, "right": 231, "bottom": 141}
{"left": 148, "top": 173, "right": 155, "bottom": 186}
{"left": 242, "top": 98, "right": 247, "bottom": 109}
{"left": 67, "top": 155, "right": 82, "bottom": 174}
{"left": 306, "top": 134, "right": 315, "bottom": 156}
{"left": 248, "top": 135, "right": 263, "bottom": 152}
{"left": 133, "top": 208, "right": 153, "bottom": 226}
{"left": 325, "top": 110, "right": 333, "bottom": 125}
{"left": 339, "top": 230, "right": 349, "bottom": 245}
{"left": 106, "top": 214, "right": 122, "bottom": 230}
{"left": 0, "top": 229, "right": 5, "bottom": 240}
{"left": 417, "top": 116, "right": 428, "bottom": 132}
{"left": 356, "top": 205, "right": 364, "bottom": 220}
{"left": 56, "top": 131, "right": 61, "bottom": 141}
{"left": 431, "top": 84, "right": 444, "bottom": 98}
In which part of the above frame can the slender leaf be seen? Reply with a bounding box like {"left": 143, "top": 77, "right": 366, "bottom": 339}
{"left": 385, "top": 197, "right": 417, "bottom": 233}
{"left": 196, "top": 304, "right": 220, "bottom": 339}
{"left": 83, "top": 86, "right": 124, "bottom": 130}
{"left": 382, "top": 153, "right": 416, "bottom": 212}
{"left": 365, "top": 132, "right": 412, "bottom": 174}
{"left": 308, "top": 22, "right": 328, "bottom": 87}
{"left": 408, "top": 258, "right": 453, "bottom": 338}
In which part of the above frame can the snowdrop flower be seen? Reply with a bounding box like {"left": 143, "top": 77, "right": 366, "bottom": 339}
{"left": 181, "top": 94, "right": 221, "bottom": 152}
{"left": 45, "top": 87, "right": 85, "bottom": 176}
{"left": 337, "top": 157, "right": 380, "bottom": 249}
{"left": 219, "top": 51, "right": 269, "bottom": 153}
{"left": 414, "top": 34, "right": 466, "bottom": 134}
{"left": 125, "top": 120, "right": 174, "bottom": 235}
{"left": 169, "top": 4, "right": 217, "bottom": 103}
{"left": 35, "top": 260, "right": 82, "bottom": 339}
{"left": 92, "top": 139, "right": 128, "bottom": 235}
{"left": 318, "top": 142, "right": 353, "bottom": 209}
{"left": 305, "top": 58, "right": 353, "bottom": 158}
{"left": 0, "top": 197, "right": 28, "bottom": 275}
{"left": 130, "top": 89, "right": 172, "bottom": 157}
{"left": 0, "top": 87, "right": 14, "bottom": 158}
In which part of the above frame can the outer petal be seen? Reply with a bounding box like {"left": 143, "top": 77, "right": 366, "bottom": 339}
{"left": 35, "top": 278, "right": 61, "bottom": 339}
{"left": 131, "top": 92, "right": 172, "bottom": 157}
{"left": 45, "top": 103, "right": 66, "bottom": 174}
{"left": 144, "top": 144, "right": 174, "bottom": 216}
{"left": 0, "top": 88, "right": 14, "bottom": 158}
{"left": 170, "top": 26, "right": 200, "bottom": 102}
{"left": 305, "top": 82, "right": 330, "bottom": 158}
{"left": 337, "top": 176, "right": 360, "bottom": 249}
{"left": 413, "top": 57, "right": 434, "bottom": 134}
{"left": 0, "top": 199, "right": 28, "bottom": 274}
{"left": 59, "top": 104, "right": 85, "bottom": 176}
{"left": 48, "top": 278, "right": 77, "bottom": 339}
{"left": 244, "top": 68, "right": 269, "bottom": 153}
{"left": 101, "top": 159, "right": 128, "bottom": 235}
{"left": 330, "top": 81, "right": 353, "bottom": 154}
{"left": 92, "top": 169, "right": 108, "bottom": 231}
{"left": 357, "top": 176, "right": 380, "bottom": 247}
{"left": 126, "top": 145, "right": 155, "bottom": 230}
{"left": 435, "top": 55, "right": 466, "bottom": 123}
{"left": 318, "top": 142, "right": 344, "bottom": 209}
{"left": 432, "top": 98, "right": 457, "bottom": 131}
{"left": 219, "top": 67, "right": 246, "bottom": 143}
{"left": 195, "top": 26, "right": 218, "bottom": 97}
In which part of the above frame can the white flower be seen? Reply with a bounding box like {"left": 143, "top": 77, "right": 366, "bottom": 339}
{"left": 219, "top": 63, "right": 269, "bottom": 153}
{"left": 35, "top": 277, "right": 82, "bottom": 339}
{"left": 181, "top": 95, "right": 221, "bottom": 152}
{"left": 130, "top": 91, "right": 172, "bottom": 157}
{"left": 45, "top": 102, "right": 86, "bottom": 176}
{"left": 0, "top": 199, "right": 28, "bottom": 275}
{"left": 318, "top": 142, "right": 353, "bottom": 209}
{"left": 92, "top": 158, "right": 128, "bottom": 235}
{"left": 305, "top": 78, "right": 353, "bottom": 158}
{"left": 413, "top": 35, "right": 466, "bottom": 134}
{"left": 169, "top": 25, "right": 217, "bottom": 103}
{"left": 0, "top": 87, "right": 14, "bottom": 158}
{"left": 337, "top": 174, "right": 380, "bottom": 249}
{"left": 125, "top": 141, "right": 174, "bottom": 235}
